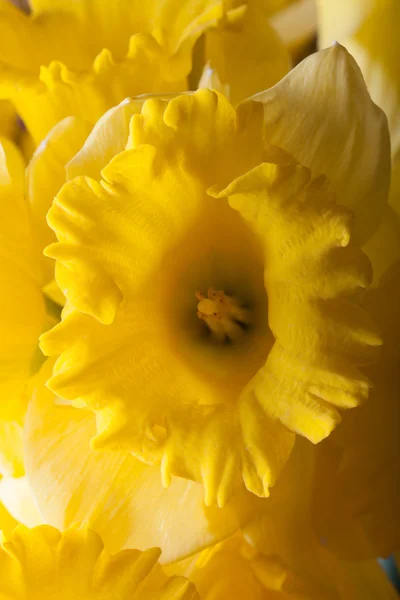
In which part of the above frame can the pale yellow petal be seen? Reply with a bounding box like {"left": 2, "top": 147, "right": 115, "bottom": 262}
{"left": 0, "top": 476, "right": 42, "bottom": 528}
{"left": 247, "top": 44, "right": 391, "bottom": 243}
{"left": 318, "top": 0, "right": 400, "bottom": 156}
{"left": 25, "top": 361, "right": 261, "bottom": 564}
{"left": 27, "top": 116, "right": 91, "bottom": 283}
{"left": 66, "top": 98, "right": 146, "bottom": 181}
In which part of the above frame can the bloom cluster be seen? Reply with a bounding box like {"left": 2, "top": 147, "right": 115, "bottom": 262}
{"left": 0, "top": 0, "right": 399, "bottom": 597}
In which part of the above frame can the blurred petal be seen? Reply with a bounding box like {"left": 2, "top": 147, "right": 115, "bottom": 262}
{"left": 270, "top": 0, "right": 317, "bottom": 57}
{"left": 247, "top": 44, "right": 391, "bottom": 243}
{"left": 312, "top": 262, "right": 400, "bottom": 558}
{"left": 205, "top": 3, "right": 290, "bottom": 104}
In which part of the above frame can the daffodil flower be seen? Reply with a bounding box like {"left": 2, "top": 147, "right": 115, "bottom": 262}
{"left": 36, "top": 45, "right": 389, "bottom": 507}
{"left": 0, "top": 523, "right": 198, "bottom": 599}
{"left": 0, "top": 0, "right": 290, "bottom": 145}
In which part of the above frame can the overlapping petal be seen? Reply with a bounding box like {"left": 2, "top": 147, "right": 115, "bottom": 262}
{"left": 40, "top": 88, "right": 380, "bottom": 503}
{"left": 317, "top": 0, "right": 400, "bottom": 157}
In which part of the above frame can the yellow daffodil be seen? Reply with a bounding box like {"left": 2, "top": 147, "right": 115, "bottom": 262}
{"left": 0, "top": 0, "right": 290, "bottom": 145}
{"left": 37, "top": 45, "right": 389, "bottom": 507}
{"left": 0, "top": 523, "right": 198, "bottom": 599}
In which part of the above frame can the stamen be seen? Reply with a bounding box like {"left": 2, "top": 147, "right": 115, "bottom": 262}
{"left": 196, "top": 287, "right": 251, "bottom": 342}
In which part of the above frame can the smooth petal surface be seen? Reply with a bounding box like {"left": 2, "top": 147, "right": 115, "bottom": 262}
{"left": 247, "top": 44, "right": 391, "bottom": 243}
{"left": 318, "top": 0, "right": 400, "bottom": 157}
{"left": 0, "top": 523, "right": 198, "bottom": 599}
{"left": 27, "top": 116, "right": 91, "bottom": 284}
{"left": 25, "top": 361, "right": 261, "bottom": 564}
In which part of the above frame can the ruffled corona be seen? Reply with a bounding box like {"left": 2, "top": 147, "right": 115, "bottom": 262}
{"left": 41, "top": 78, "right": 383, "bottom": 504}
{"left": 0, "top": 0, "right": 289, "bottom": 144}
{"left": 0, "top": 524, "right": 198, "bottom": 599}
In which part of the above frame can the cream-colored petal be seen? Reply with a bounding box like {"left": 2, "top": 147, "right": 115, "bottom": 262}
{"left": 247, "top": 44, "right": 391, "bottom": 243}
{"left": 318, "top": 0, "right": 400, "bottom": 157}
{"left": 27, "top": 116, "right": 91, "bottom": 283}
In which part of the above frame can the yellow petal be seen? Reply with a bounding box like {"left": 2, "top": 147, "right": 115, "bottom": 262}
{"left": 27, "top": 116, "right": 91, "bottom": 284}
{"left": 25, "top": 360, "right": 261, "bottom": 564}
{"left": 0, "top": 523, "right": 198, "bottom": 599}
{"left": 247, "top": 44, "right": 391, "bottom": 244}
{"left": 205, "top": 4, "right": 291, "bottom": 104}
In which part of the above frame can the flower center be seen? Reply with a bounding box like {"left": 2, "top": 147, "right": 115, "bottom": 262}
{"left": 196, "top": 287, "right": 251, "bottom": 342}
